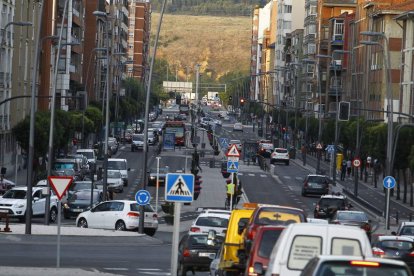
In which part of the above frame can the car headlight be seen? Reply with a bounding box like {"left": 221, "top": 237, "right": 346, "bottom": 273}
{"left": 63, "top": 203, "right": 69, "bottom": 209}
{"left": 14, "top": 203, "right": 25, "bottom": 208}
{"left": 150, "top": 176, "right": 156, "bottom": 180}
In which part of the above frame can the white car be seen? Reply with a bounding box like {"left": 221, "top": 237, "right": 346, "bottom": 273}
{"left": 95, "top": 171, "right": 124, "bottom": 193}
{"left": 0, "top": 187, "right": 58, "bottom": 222}
{"left": 76, "top": 200, "right": 158, "bottom": 236}
{"left": 270, "top": 148, "right": 290, "bottom": 165}
{"left": 189, "top": 209, "right": 231, "bottom": 236}
{"left": 131, "top": 134, "right": 145, "bottom": 151}
{"left": 228, "top": 139, "right": 242, "bottom": 152}
{"left": 233, "top": 122, "right": 243, "bottom": 131}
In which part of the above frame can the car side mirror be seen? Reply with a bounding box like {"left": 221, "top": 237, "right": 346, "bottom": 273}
{"left": 391, "top": 231, "right": 397, "bottom": 235}
{"left": 238, "top": 220, "right": 247, "bottom": 235}
{"left": 253, "top": 262, "right": 264, "bottom": 275}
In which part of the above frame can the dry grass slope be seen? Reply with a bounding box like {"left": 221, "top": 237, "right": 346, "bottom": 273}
{"left": 152, "top": 13, "right": 252, "bottom": 80}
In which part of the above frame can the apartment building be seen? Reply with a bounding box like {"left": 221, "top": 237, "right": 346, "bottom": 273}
{"left": 128, "top": 0, "right": 151, "bottom": 82}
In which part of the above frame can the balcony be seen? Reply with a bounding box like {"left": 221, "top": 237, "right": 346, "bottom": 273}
{"left": 331, "top": 34, "right": 344, "bottom": 46}
{"left": 328, "top": 77, "right": 343, "bottom": 96}
{"left": 320, "top": 40, "right": 328, "bottom": 50}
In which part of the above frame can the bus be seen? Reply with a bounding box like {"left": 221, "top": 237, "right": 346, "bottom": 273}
{"left": 179, "top": 104, "right": 190, "bottom": 115}
{"left": 163, "top": 121, "right": 186, "bottom": 146}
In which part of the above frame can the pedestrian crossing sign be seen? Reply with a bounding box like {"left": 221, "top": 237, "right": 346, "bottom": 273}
{"left": 227, "top": 160, "right": 239, "bottom": 173}
{"left": 165, "top": 173, "right": 194, "bottom": 202}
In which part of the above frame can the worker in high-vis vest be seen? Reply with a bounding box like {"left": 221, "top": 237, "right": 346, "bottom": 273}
{"left": 226, "top": 179, "right": 235, "bottom": 210}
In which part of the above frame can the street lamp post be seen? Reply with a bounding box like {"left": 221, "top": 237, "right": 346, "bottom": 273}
{"left": 1, "top": 20, "right": 33, "bottom": 235}
{"left": 360, "top": 31, "right": 393, "bottom": 229}
{"left": 301, "top": 59, "right": 315, "bottom": 166}
{"left": 93, "top": 10, "right": 111, "bottom": 202}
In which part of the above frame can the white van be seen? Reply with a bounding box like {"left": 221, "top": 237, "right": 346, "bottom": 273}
{"left": 107, "top": 158, "right": 130, "bottom": 186}
{"left": 264, "top": 223, "right": 373, "bottom": 276}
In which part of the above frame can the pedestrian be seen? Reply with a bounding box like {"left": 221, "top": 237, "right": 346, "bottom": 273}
{"left": 346, "top": 159, "right": 352, "bottom": 178}
{"left": 340, "top": 160, "right": 347, "bottom": 181}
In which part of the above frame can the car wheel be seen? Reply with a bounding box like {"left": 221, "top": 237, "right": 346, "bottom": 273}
{"left": 177, "top": 263, "right": 187, "bottom": 276}
{"left": 77, "top": 218, "right": 88, "bottom": 228}
{"left": 115, "top": 220, "right": 126, "bottom": 231}
{"left": 270, "top": 159, "right": 274, "bottom": 165}
{"left": 286, "top": 161, "right": 289, "bottom": 166}
{"left": 144, "top": 228, "right": 156, "bottom": 236}
{"left": 301, "top": 189, "right": 306, "bottom": 197}
{"left": 49, "top": 207, "right": 58, "bottom": 223}
{"left": 131, "top": 147, "right": 134, "bottom": 152}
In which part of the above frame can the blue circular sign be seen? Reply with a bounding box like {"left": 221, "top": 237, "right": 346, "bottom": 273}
{"left": 135, "top": 190, "right": 151, "bottom": 205}
{"left": 383, "top": 176, "right": 396, "bottom": 189}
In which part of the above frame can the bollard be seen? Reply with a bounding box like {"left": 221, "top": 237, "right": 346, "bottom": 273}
{"left": 0, "top": 211, "right": 11, "bottom": 232}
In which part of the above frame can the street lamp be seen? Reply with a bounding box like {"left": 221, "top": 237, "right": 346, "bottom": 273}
{"left": 93, "top": 10, "right": 111, "bottom": 201}
{"left": 301, "top": 59, "right": 315, "bottom": 166}
{"left": 360, "top": 31, "right": 393, "bottom": 229}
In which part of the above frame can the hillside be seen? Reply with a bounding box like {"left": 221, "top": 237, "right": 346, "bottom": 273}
{"left": 152, "top": 13, "right": 252, "bottom": 81}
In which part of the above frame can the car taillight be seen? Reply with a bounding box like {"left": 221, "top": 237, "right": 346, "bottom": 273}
{"left": 304, "top": 181, "right": 308, "bottom": 188}
{"left": 248, "top": 266, "right": 257, "bottom": 276}
{"left": 350, "top": 260, "right": 380, "bottom": 267}
{"left": 409, "top": 251, "right": 414, "bottom": 257}
{"left": 152, "top": 214, "right": 158, "bottom": 219}
{"left": 190, "top": 227, "right": 200, "bottom": 233}
{"left": 183, "top": 249, "right": 190, "bottom": 257}
{"left": 247, "top": 228, "right": 257, "bottom": 241}
{"left": 372, "top": 247, "right": 385, "bottom": 256}
{"left": 127, "top": 212, "right": 139, "bottom": 217}
{"left": 315, "top": 204, "right": 320, "bottom": 211}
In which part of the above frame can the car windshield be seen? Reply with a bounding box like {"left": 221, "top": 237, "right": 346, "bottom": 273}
{"left": 78, "top": 151, "right": 94, "bottom": 159}
{"left": 337, "top": 212, "right": 367, "bottom": 221}
{"left": 107, "top": 171, "right": 122, "bottom": 179}
{"left": 54, "top": 162, "right": 76, "bottom": 170}
{"left": 71, "top": 181, "right": 93, "bottom": 191}
{"left": 133, "top": 135, "right": 144, "bottom": 141}
{"left": 68, "top": 191, "right": 100, "bottom": 201}
{"left": 255, "top": 208, "right": 304, "bottom": 225}
{"left": 401, "top": 226, "right": 414, "bottom": 235}
{"left": 319, "top": 198, "right": 345, "bottom": 208}
{"left": 379, "top": 240, "right": 414, "bottom": 250}
{"left": 2, "top": 189, "right": 26, "bottom": 199}
{"left": 130, "top": 203, "right": 154, "bottom": 212}
{"left": 196, "top": 216, "right": 229, "bottom": 228}
{"left": 107, "top": 161, "right": 126, "bottom": 170}
{"left": 258, "top": 229, "right": 284, "bottom": 258}
{"left": 230, "top": 140, "right": 241, "bottom": 144}
{"left": 275, "top": 149, "right": 288, "bottom": 154}
{"left": 308, "top": 176, "right": 327, "bottom": 184}
{"left": 317, "top": 261, "right": 410, "bottom": 276}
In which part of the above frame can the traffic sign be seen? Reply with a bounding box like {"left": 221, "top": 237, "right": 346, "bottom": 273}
{"left": 227, "top": 160, "right": 239, "bottom": 173}
{"left": 135, "top": 190, "right": 151, "bottom": 206}
{"left": 227, "top": 156, "right": 239, "bottom": 162}
{"left": 316, "top": 143, "right": 322, "bottom": 150}
{"left": 352, "top": 158, "right": 361, "bottom": 168}
{"left": 219, "top": 137, "right": 229, "bottom": 148}
{"left": 326, "top": 145, "right": 335, "bottom": 153}
{"left": 165, "top": 173, "right": 194, "bottom": 202}
{"left": 226, "top": 144, "right": 240, "bottom": 157}
{"left": 48, "top": 176, "right": 73, "bottom": 200}
{"left": 383, "top": 176, "right": 396, "bottom": 189}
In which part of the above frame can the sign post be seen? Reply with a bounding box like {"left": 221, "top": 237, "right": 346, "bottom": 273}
{"left": 226, "top": 145, "right": 240, "bottom": 211}
{"left": 165, "top": 173, "right": 194, "bottom": 276}
{"left": 383, "top": 176, "right": 396, "bottom": 230}
{"left": 48, "top": 176, "right": 73, "bottom": 268}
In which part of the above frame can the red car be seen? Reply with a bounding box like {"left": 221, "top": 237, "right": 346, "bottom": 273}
{"left": 245, "top": 225, "right": 285, "bottom": 276}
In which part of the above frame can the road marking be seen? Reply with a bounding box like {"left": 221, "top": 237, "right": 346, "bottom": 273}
{"left": 238, "top": 173, "right": 243, "bottom": 176}
{"left": 283, "top": 176, "right": 291, "bottom": 179}
{"left": 248, "top": 173, "right": 255, "bottom": 176}
{"left": 259, "top": 175, "right": 267, "bottom": 177}
{"left": 104, "top": 268, "right": 129, "bottom": 271}
{"left": 295, "top": 177, "right": 303, "bottom": 181}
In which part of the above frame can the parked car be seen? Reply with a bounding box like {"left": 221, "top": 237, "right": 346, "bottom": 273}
{"left": 131, "top": 133, "right": 145, "bottom": 152}
{"left": 270, "top": 148, "right": 290, "bottom": 165}
{"left": 76, "top": 200, "right": 158, "bottom": 235}
{"left": 63, "top": 189, "right": 103, "bottom": 219}
{"left": 178, "top": 232, "right": 224, "bottom": 275}
{"left": 372, "top": 235, "right": 414, "bottom": 271}
{"left": 301, "top": 174, "right": 330, "bottom": 196}
{"left": 300, "top": 255, "right": 413, "bottom": 276}
{"left": 313, "top": 194, "right": 352, "bottom": 219}
{"left": 331, "top": 210, "right": 372, "bottom": 239}
{"left": 245, "top": 225, "right": 285, "bottom": 276}
{"left": 265, "top": 224, "right": 373, "bottom": 276}
{"left": 189, "top": 209, "right": 231, "bottom": 237}
{"left": 233, "top": 122, "right": 243, "bottom": 132}
{"left": 0, "top": 187, "right": 58, "bottom": 222}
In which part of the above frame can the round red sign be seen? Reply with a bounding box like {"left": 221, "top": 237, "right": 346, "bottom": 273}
{"left": 353, "top": 158, "right": 361, "bottom": 168}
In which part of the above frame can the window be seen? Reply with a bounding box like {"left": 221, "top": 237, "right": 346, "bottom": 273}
{"left": 310, "top": 5, "right": 317, "bottom": 15}
{"left": 308, "top": 44, "right": 316, "bottom": 55}
{"left": 284, "top": 20, "right": 291, "bottom": 30}
{"left": 284, "top": 5, "right": 292, "bottom": 13}
{"left": 288, "top": 236, "right": 322, "bottom": 270}
{"left": 331, "top": 238, "right": 362, "bottom": 256}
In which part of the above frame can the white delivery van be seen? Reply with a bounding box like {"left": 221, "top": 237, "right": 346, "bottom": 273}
{"left": 264, "top": 223, "right": 373, "bottom": 276}
{"left": 107, "top": 158, "right": 130, "bottom": 186}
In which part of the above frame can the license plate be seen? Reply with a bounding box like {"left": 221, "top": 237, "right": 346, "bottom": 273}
{"left": 72, "top": 209, "right": 83, "bottom": 212}
{"left": 199, "top": 252, "right": 215, "bottom": 258}
{"left": 312, "top": 184, "right": 322, "bottom": 188}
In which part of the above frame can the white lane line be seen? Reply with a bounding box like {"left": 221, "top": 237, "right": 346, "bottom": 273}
{"left": 260, "top": 175, "right": 267, "bottom": 177}
{"left": 295, "top": 177, "right": 303, "bottom": 180}
{"left": 248, "top": 173, "right": 255, "bottom": 176}
{"left": 104, "top": 268, "right": 129, "bottom": 271}
{"left": 283, "top": 176, "right": 291, "bottom": 179}
{"left": 238, "top": 173, "right": 243, "bottom": 176}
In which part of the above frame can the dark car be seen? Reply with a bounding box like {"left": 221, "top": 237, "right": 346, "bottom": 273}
{"left": 372, "top": 235, "right": 414, "bottom": 271}
{"left": 68, "top": 180, "right": 99, "bottom": 197}
{"left": 148, "top": 167, "right": 168, "bottom": 186}
{"left": 301, "top": 174, "right": 330, "bottom": 197}
{"left": 245, "top": 225, "right": 285, "bottom": 276}
{"left": 63, "top": 189, "right": 103, "bottom": 219}
{"left": 331, "top": 210, "right": 372, "bottom": 239}
{"left": 177, "top": 233, "right": 224, "bottom": 275}
{"left": 313, "top": 194, "right": 352, "bottom": 219}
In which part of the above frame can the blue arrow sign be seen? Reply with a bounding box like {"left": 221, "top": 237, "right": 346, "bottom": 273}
{"left": 165, "top": 173, "right": 194, "bottom": 202}
{"left": 135, "top": 190, "right": 151, "bottom": 205}
{"left": 227, "top": 160, "right": 239, "bottom": 173}
{"left": 383, "top": 176, "right": 396, "bottom": 189}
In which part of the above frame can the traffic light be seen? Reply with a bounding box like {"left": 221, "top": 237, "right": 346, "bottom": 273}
{"left": 194, "top": 175, "right": 202, "bottom": 200}
{"left": 229, "top": 96, "right": 233, "bottom": 101}
{"left": 338, "top": 101, "right": 350, "bottom": 121}
{"left": 240, "top": 98, "right": 245, "bottom": 106}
